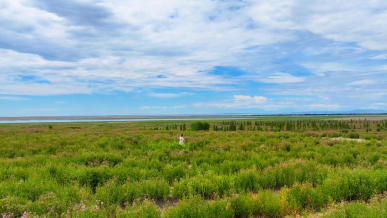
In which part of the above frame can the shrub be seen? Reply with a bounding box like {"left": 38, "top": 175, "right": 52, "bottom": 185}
{"left": 166, "top": 196, "right": 234, "bottom": 218}
{"left": 75, "top": 153, "right": 122, "bottom": 167}
{"left": 348, "top": 132, "right": 360, "bottom": 139}
{"left": 188, "top": 140, "right": 209, "bottom": 151}
{"left": 321, "top": 170, "right": 386, "bottom": 202}
{"left": 252, "top": 190, "right": 282, "bottom": 217}
{"left": 47, "top": 164, "right": 71, "bottom": 185}
{"left": 234, "top": 169, "right": 259, "bottom": 192}
{"left": 28, "top": 192, "right": 66, "bottom": 216}
{"left": 117, "top": 199, "right": 161, "bottom": 218}
{"left": 0, "top": 197, "right": 30, "bottom": 217}
{"left": 207, "top": 200, "right": 234, "bottom": 218}
{"left": 172, "top": 174, "right": 232, "bottom": 199}
{"left": 286, "top": 184, "right": 328, "bottom": 214}
{"left": 95, "top": 180, "right": 130, "bottom": 206}
{"left": 140, "top": 179, "right": 170, "bottom": 201}
{"left": 163, "top": 165, "right": 188, "bottom": 183}
{"left": 191, "top": 122, "right": 210, "bottom": 131}
{"left": 321, "top": 196, "right": 387, "bottom": 218}
{"left": 78, "top": 169, "right": 111, "bottom": 193}
{"left": 165, "top": 196, "right": 208, "bottom": 218}
{"left": 256, "top": 161, "right": 328, "bottom": 189}
{"left": 369, "top": 154, "right": 380, "bottom": 165}
{"left": 230, "top": 194, "right": 253, "bottom": 217}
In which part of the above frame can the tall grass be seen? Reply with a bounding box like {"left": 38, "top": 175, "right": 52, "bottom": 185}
{"left": 0, "top": 119, "right": 385, "bottom": 217}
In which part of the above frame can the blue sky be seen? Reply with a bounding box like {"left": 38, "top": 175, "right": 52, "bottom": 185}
{"left": 0, "top": 0, "right": 386, "bottom": 116}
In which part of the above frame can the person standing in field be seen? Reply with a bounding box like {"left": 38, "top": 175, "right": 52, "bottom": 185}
{"left": 179, "top": 134, "right": 184, "bottom": 145}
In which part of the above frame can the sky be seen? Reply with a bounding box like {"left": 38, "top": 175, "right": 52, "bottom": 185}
{"left": 0, "top": 0, "right": 386, "bottom": 116}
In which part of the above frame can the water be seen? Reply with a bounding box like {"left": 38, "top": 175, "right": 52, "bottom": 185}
{"left": 0, "top": 117, "right": 251, "bottom": 124}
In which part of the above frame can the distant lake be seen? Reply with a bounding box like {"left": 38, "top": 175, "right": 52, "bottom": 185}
{"left": 0, "top": 117, "right": 251, "bottom": 124}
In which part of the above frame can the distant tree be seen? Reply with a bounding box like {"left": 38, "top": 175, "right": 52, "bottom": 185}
{"left": 191, "top": 121, "right": 210, "bottom": 131}
{"left": 229, "top": 123, "right": 237, "bottom": 131}
{"left": 348, "top": 132, "right": 359, "bottom": 139}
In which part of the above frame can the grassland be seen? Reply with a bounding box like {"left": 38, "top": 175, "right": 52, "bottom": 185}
{"left": 0, "top": 117, "right": 386, "bottom": 217}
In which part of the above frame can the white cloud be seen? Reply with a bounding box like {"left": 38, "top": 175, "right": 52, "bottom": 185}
{"left": 348, "top": 79, "right": 375, "bottom": 86}
{"left": 140, "top": 105, "right": 186, "bottom": 110}
{"left": 0, "top": 83, "right": 93, "bottom": 96}
{"left": 0, "top": 0, "right": 386, "bottom": 102}
{"left": 233, "top": 95, "right": 267, "bottom": 104}
{"left": 247, "top": 0, "right": 387, "bottom": 50}
{"left": 0, "top": 0, "right": 294, "bottom": 95}
{"left": 307, "top": 104, "right": 341, "bottom": 110}
{"left": 0, "top": 96, "right": 29, "bottom": 101}
{"left": 371, "top": 54, "right": 387, "bottom": 59}
{"left": 368, "top": 102, "right": 387, "bottom": 109}
{"left": 259, "top": 72, "right": 305, "bottom": 83}
{"left": 302, "top": 63, "right": 353, "bottom": 76}
{"left": 194, "top": 95, "right": 267, "bottom": 108}
{"left": 148, "top": 92, "right": 192, "bottom": 98}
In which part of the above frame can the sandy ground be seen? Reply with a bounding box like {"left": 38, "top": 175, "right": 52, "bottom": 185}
{"left": 330, "top": 137, "right": 366, "bottom": 142}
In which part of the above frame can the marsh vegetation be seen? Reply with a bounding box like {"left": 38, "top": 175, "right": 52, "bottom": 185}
{"left": 0, "top": 117, "right": 386, "bottom": 217}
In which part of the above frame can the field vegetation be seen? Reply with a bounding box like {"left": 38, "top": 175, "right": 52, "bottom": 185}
{"left": 0, "top": 117, "right": 386, "bottom": 217}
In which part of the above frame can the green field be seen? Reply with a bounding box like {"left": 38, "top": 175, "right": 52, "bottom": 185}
{"left": 0, "top": 117, "right": 386, "bottom": 217}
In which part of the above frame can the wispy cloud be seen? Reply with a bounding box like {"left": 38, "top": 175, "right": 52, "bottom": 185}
{"left": 0, "top": 0, "right": 386, "bottom": 115}
{"left": 2, "top": 0, "right": 385, "bottom": 95}
{"left": 194, "top": 95, "right": 268, "bottom": 108}
{"left": 148, "top": 92, "right": 192, "bottom": 98}
{"left": 258, "top": 72, "right": 305, "bottom": 84}
{"left": 307, "top": 104, "right": 341, "bottom": 110}
{"left": 233, "top": 95, "right": 267, "bottom": 104}
{"left": 140, "top": 105, "right": 186, "bottom": 110}
{"left": 0, "top": 96, "right": 29, "bottom": 101}
{"left": 368, "top": 102, "right": 387, "bottom": 109}
{"left": 348, "top": 79, "right": 375, "bottom": 86}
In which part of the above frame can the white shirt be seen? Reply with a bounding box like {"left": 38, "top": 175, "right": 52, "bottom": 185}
{"left": 179, "top": 136, "right": 184, "bottom": 144}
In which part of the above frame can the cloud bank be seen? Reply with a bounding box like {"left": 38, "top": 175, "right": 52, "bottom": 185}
{"left": 0, "top": 0, "right": 386, "bottom": 113}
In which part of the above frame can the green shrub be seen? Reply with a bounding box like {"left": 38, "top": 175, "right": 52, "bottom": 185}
{"left": 321, "top": 196, "right": 387, "bottom": 218}
{"left": 165, "top": 196, "right": 208, "bottom": 218}
{"left": 28, "top": 192, "right": 66, "bottom": 216}
{"left": 172, "top": 174, "right": 232, "bottom": 199}
{"left": 322, "top": 170, "right": 386, "bottom": 202}
{"left": 3, "top": 178, "right": 57, "bottom": 202}
{"left": 188, "top": 140, "right": 209, "bottom": 151}
{"left": 78, "top": 169, "right": 111, "bottom": 193}
{"left": 230, "top": 194, "right": 253, "bottom": 217}
{"left": 121, "top": 182, "right": 142, "bottom": 203}
{"left": 206, "top": 200, "right": 234, "bottom": 218}
{"left": 47, "top": 164, "right": 71, "bottom": 185}
{"left": 369, "top": 154, "right": 380, "bottom": 165}
{"left": 95, "top": 180, "right": 130, "bottom": 206}
{"left": 348, "top": 132, "right": 360, "bottom": 139}
{"left": 286, "top": 184, "right": 328, "bottom": 213}
{"left": 75, "top": 153, "right": 122, "bottom": 167}
{"left": 252, "top": 190, "right": 282, "bottom": 218}
{"left": 256, "top": 161, "right": 328, "bottom": 189}
{"left": 68, "top": 205, "right": 107, "bottom": 218}
{"left": 166, "top": 196, "right": 234, "bottom": 218}
{"left": 191, "top": 122, "right": 210, "bottom": 131}
{"left": 218, "top": 160, "right": 245, "bottom": 174}
{"left": 0, "top": 196, "right": 30, "bottom": 217}
{"left": 140, "top": 179, "right": 170, "bottom": 201}
{"left": 163, "top": 165, "right": 187, "bottom": 183}
{"left": 117, "top": 199, "right": 161, "bottom": 218}
{"left": 235, "top": 169, "right": 259, "bottom": 192}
